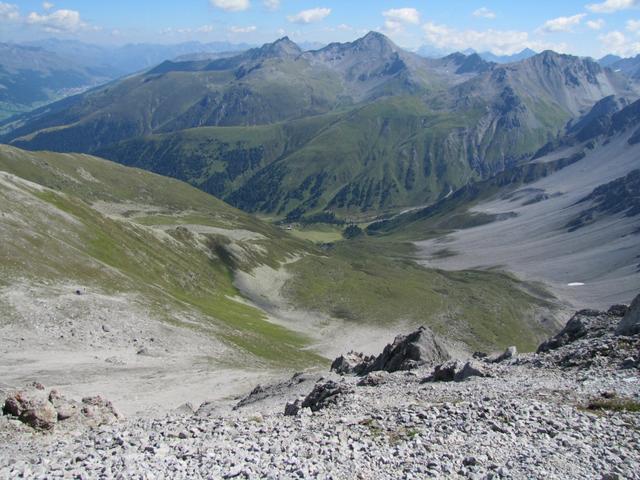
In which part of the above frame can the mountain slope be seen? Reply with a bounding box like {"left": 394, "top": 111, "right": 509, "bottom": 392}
{"left": 370, "top": 98, "right": 640, "bottom": 308}
{"left": 3, "top": 37, "right": 636, "bottom": 220}
{"left": 3, "top": 33, "right": 446, "bottom": 152}
{"left": 0, "top": 144, "right": 559, "bottom": 364}
{"left": 0, "top": 43, "right": 109, "bottom": 121}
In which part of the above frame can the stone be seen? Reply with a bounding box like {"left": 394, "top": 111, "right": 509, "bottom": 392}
{"left": 20, "top": 402, "right": 57, "bottom": 430}
{"left": 284, "top": 400, "right": 301, "bottom": 417}
{"left": 463, "top": 456, "right": 477, "bottom": 466}
{"left": 357, "top": 371, "right": 388, "bottom": 387}
{"left": 607, "top": 305, "right": 628, "bottom": 317}
{"left": 424, "top": 360, "right": 490, "bottom": 382}
{"left": 301, "top": 381, "right": 352, "bottom": 412}
{"left": 621, "top": 357, "right": 636, "bottom": 369}
{"left": 363, "top": 326, "right": 451, "bottom": 374}
{"left": 538, "top": 309, "right": 607, "bottom": 353}
{"left": 3, "top": 389, "right": 58, "bottom": 430}
{"left": 494, "top": 346, "right": 517, "bottom": 363}
{"left": 616, "top": 294, "right": 640, "bottom": 336}
{"left": 330, "top": 351, "right": 375, "bottom": 375}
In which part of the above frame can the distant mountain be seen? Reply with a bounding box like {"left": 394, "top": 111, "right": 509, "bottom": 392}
{"left": 2, "top": 34, "right": 638, "bottom": 220}
{"left": 368, "top": 97, "right": 640, "bottom": 308}
{"left": 603, "top": 55, "right": 640, "bottom": 79}
{"left": 24, "top": 38, "right": 256, "bottom": 77}
{"left": 415, "top": 44, "right": 451, "bottom": 59}
{"left": 0, "top": 43, "right": 109, "bottom": 121}
{"left": 598, "top": 54, "right": 623, "bottom": 68}
{"left": 478, "top": 48, "right": 537, "bottom": 64}
{"left": 0, "top": 39, "right": 256, "bottom": 121}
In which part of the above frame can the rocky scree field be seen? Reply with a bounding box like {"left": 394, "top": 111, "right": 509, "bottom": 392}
{"left": 1, "top": 294, "right": 639, "bottom": 479}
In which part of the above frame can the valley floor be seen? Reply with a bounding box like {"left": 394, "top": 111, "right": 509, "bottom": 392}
{"left": 415, "top": 136, "right": 640, "bottom": 310}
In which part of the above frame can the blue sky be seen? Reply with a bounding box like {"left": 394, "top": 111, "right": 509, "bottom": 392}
{"left": 2, "top": 1, "right": 640, "bottom": 57}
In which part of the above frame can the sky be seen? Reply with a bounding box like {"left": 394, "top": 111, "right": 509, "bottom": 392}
{"left": 2, "top": 0, "right": 640, "bottom": 57}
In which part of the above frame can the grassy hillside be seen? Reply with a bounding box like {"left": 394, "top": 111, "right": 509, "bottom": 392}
{"left": 0, "top": 145, "right": 320, "bottom": 368}
{"left": 0, "top": 145, "right": 559, "bottom": 357}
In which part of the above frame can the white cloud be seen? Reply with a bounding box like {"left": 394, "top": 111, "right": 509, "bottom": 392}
{"left": 627, "top": 19, "right": 640, "bottom": 31}
{"left": 422, "top": 21, "right": 566, "bottom": 55}
{"left": 587, "top": 19, "right": 605, "bottom": 29}
{"left": 0, "top": 2, "right": 19, "bottom": 21}
{"left": 599, "top": 30, "right": 640, "bottom": 55}
{"left": 26, "top": 9, "right": 89, "bottom": 32}
{"left": 473, "top": 7, "right": 496, "bottom": 19}
{"left": 586, "top": 0, "right": 639, "bottom": 13}
{"left": 229, "top": 25, "right": 256, "bottom": 33}
{"left": 209, "top": 0, "right": 250, "bottom": 12}
{"left": 263, "top": 0, "right": 279, "bottom": 10}
{"left": 540, "top": 13, "right": 586, "bottom": 32}
{"left": 382, "top": 8, "right": 420, "bottom": 25}
{"left": 42, "top": 2, "right": 54, "bottom": 10}
{"left": 287, "top": 8, "right": 331, "bottom": 24}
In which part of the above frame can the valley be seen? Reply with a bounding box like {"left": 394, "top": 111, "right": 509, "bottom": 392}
{"left": 0, "top": 144, "right": 556, "bottom": 416}
{"left": 1, "top": 12, "right": 639, "bottom": 477}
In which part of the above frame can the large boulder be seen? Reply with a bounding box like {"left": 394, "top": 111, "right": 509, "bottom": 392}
{"left": 537, "top": 309, "right": 613, "bottom": 353}
{"left": 616, "top": 294, "right": 640, "bottom": 336}
{"left": 492, "top": 346, "right": 518, "bottom": 363}
{"left": 330, "top": 351, "right": 375, "bottom": 375}
{"left": 424, "top": 360, "right": 491, "bottom": 383}
{"left": 300, "top": 381, "right": 353, "bottom": 412}
{"left": 3, "top": 389, "right": 57, "bottom": 430}
{"left": 364, "top": 326, "right": 450, "bottom": 374}
{"left": 2, "top": 384, "right": 120, "bottom": 431}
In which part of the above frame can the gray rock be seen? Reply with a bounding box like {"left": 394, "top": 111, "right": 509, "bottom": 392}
{"left": 357, "top": 371, "right": 388, "bottom": 387}
{"left": 538, "top": 309, "right": 611, "bottom": 353}
{"left": 364, "top": 326, "right": 451, "bottom": 374}
{"left": 621, "top": 357, "right": 636, "bottom": 369}
{"left": 616, "top": 294, "right": 640, "bottom": 336}
{"left": 301, "top": 381, "right": 352, "bottom": 412}
{"left": 330, "top": 351, "right": 375, "bottom": 375}
{"left": 494, "top": 346, "right": 517, "bottom": 363}
{"left": 284, "top": 400, "right": 301, "bottom": 417}
{"left": 424, "top": 360, "right": 491, "bottom": 382}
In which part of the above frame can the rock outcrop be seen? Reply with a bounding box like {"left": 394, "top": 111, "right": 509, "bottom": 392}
{"left": 300, "top": 381, "right": 353, "bottom": 413}
{"left": 537, "top": 306, "right": 626, "bottom": 353}
{"left": 424, "top": 360, "right": 491, "bottom": 383}
{"left": 534, "top": 301, "right": 639, "bottom": 369}
{"left": 330, "top": 352, "right": 375, "bottom": 375}
{"left": 616, "top": 294, "right": 640, "bottom": 336}
{"left": 331, "top": 326, "right": 451, "bottom": 377}
{"left": 2, "top": 384, "right": 120, "bottom": 431}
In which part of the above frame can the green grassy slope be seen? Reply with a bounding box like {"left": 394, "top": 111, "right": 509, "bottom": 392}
{"left": 0, "top": 145, "right": 321, "bottom": 367}
{"left": 284, "top": 240, "right": 556, "bottom": 352}
{"left": 0, "top": 145, "right": 559, "bottom": 356}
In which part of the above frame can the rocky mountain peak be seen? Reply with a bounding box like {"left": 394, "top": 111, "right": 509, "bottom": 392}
{"left": 250, "top": 36, "right": 302, "bottom": 60}
{"left": 350, "top": 31, "right": 398, "bottom": 54}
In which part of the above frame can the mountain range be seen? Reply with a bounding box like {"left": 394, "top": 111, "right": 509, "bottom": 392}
{"left": 0, "top": 39, "right": 254, "bottom": 121}
{"left": 3, "top": 32, "right": 637, "bottom": 222}
{"left": 369, "top": 94, "right": 640, "bottom": 307}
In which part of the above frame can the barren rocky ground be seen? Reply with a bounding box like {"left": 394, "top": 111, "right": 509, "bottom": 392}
{"left": 1, "top": 298, "right": 639, "bottom": 479}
